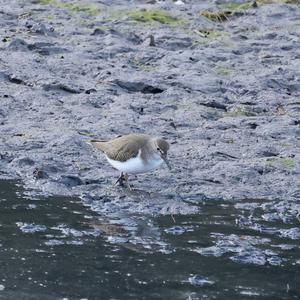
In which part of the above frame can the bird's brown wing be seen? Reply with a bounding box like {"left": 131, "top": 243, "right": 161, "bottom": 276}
{"left": 91, "top": 134, "right": 148, "bottom": 162}
{"left": 90, "top": 140, "right": 109, "bottom": 152}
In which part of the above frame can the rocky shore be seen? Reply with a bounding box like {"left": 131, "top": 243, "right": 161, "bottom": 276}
{"left": 0, "top": 0, "right": 299, "bottom": 217}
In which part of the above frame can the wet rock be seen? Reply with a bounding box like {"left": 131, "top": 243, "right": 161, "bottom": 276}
{"left": 188, "top": 275, "right": 215, "bottom": 287}
{"left": 195, "top": 233, "right": 272, "bottom": 265}
{"left": 160, "top": 37, "right": 193, "bottom": 50}
{"left": 261, "top": 213, "right": 281, "bottom": 222}
{"left": 165, "top": 226, "right": 186, "bottom": 235}
{"left": 195, "top": 246, "right": 225, "bottom": 257}
{"left": 141, "top": 35, "right": 155, "bottom": 47}
{"left": 13, "top": 157, "right": 35, "bottom": 167}
{"left": 8, "top": 38, "right": 30, "bottom": 51}
{"left": 0, "top": 0, "right": 299, "bottom": 231}
{"left": 7, "top": 74, "right": 27, "bottom": 85}
{"left": 256, "top": 147, "right": 279, "bottom": 158}
{"left": 16, "top": 222, "right": 47, "bottom": 233}
{"left": 42, "top": 83, "right": 84, "bottom": 94}
{"left": 198, "top": 100, "right": 227, "bottom": 111}
{"left": 267, "top": 256, "right": 284, "bottom": 266}
{"left": 290, "top": 190, "right": 300, "bottom": 199}
{"left": 28, "top": 42, "right": 69, "bottom": 55}
{"left": 24, "top": 21, "right": 56, "bottom": 36}
{"left": 33, "top": 168, "right": 47, "bottom": 179}
{"left": 113, "top": 80, "right": 165, "bottom": 94}
{"left": 231, "top": 254, "right": 266, "bottom": 265}
{"left": 44, "top": 239, "right": 66, "bottom": 246}
{"left": 91, "top": 28, "right": 105, "bottom": 36}
{"left": 211, "top": 151, "right": 238, "bottom": 160}
{"left": 280, "top": 228, "right": 300, "bottom": 240}
{"left": 61, "top": 175, "right": 83, "bottom": 187}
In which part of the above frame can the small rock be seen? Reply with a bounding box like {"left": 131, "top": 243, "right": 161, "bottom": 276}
{"left": 142, "top": 35, "right": 155, "bottom": 47}
{"left": 61, "top": 175, "right": 83, "bottom": 187}
{"left": 16, "top": 222, "right": 47, "bottom": 233}
{"left": 91, "top": 28, "right": 105, "bottom": 36}
{"left": 280, "top": 228, "right": 300, "bottom": 240}
{"left": 188, "top": 275, "right": 215, "bottom": 286}
{"left": 174, "top": 0, "right": 185, "bottom": 5}
{"left": 8, "top": 38, "right": 29, "bottom": 51}
{"left": 164, "top": 226, "right": 186, "bottom": 235}
{"left": 33, "top": 168, "right": 47, "bottom": 179}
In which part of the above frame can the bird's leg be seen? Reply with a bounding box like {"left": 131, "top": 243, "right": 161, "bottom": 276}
{"left": 123, "top": 173, "right": 132, "bottom": 191}
{"left": 114, "top": 172, "right": 126, "bottom": 187}
{"left": 114, "top": 173, "right": 132, "bottom": 190}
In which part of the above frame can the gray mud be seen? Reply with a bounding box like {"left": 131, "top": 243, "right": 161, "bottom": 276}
{"left": 0, "top": 0, "right": 300, "bottom": 249}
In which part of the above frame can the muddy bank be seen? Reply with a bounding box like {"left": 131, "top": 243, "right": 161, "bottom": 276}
{"left": 0, "top": 0, "right": 299, "bottom": 219}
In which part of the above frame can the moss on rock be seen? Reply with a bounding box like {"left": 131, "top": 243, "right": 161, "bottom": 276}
{"left": 39, "top": 0, "right": 100, "bottom": 16}
{"left": 127, "top": 9, "right": 185, "bottom": 25}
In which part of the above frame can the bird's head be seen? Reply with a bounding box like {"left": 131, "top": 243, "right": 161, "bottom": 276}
{"left": 154, "top": 138, "right": 171, "bottom": 170}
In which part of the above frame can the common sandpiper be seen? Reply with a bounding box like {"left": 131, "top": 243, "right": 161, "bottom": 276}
{"left": 91, "top": 133, "right": 171, "bottom": 188}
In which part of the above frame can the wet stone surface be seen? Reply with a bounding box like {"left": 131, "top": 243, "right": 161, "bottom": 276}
{"left": 0, "top": 0, "right": 299, "bottom": 210}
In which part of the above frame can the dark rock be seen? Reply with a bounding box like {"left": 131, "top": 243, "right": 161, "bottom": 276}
{"left": 198, "top": 100, "right": 227, "bottom": 111}
{"left": 8, "top": 38, "right": 29, "bottom": 51}
{"left": 42, "top": 83, "right": 84, "bottom": 94}
{"left": 91, "top": 28, "right": 105, "bottom": 35}
{"left": 113, "top": 80, "right": 164, "bottom": 94}
{"left": 25, "top": 22, "right": 57, "bottom": 36}
{"left": 33, "top": 168, "right": 47, "bottom": 179}
{"left": 141, "top": 35, "right": 155, "bottom": 47}
{"left": 7, "top": 74, "right": 26, "bottom": 85}
{"left": 13, "top": 157, "right": 35, "bottom": 167}
{"left": 188, "top": 275, "right": 215, "bottom": 287}
{"left": 85, "top": 88, "right": 97, "bottom": 94}
{"left": 61, "top": 175, "right": 83, "bottom": 187}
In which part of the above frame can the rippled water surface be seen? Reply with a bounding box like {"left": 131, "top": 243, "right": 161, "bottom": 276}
{"left": 0, "top": 180, "right": 299, "bottom": 299}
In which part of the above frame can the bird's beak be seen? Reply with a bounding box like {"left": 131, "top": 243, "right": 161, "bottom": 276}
{"left": 161, "top": 154, "right": 171, "bottom": 170}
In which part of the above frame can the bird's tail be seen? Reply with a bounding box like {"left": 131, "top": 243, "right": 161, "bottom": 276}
{"left": 89, "top": 139, "right": 108, "bottom": 152}
{"left": 90, "top": 139, "right": 107, "bottom": 143}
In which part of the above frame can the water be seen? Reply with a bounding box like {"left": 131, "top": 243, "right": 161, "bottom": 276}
{"left": 0, "top": 180, "right": 299, "bottom": 299}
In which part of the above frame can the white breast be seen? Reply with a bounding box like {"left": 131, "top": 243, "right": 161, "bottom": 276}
{"left": 105, "top": 150, "right": 163, "bottom": 174}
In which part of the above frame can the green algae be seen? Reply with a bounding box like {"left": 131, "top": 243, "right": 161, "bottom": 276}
{"left": 200, "top": 1, "right": 255, "bottom": 23}
{"left": 266, "top": 158, "right": 297, "bottom": 169}
{"left": 127, "top": 9, "right": 185, "bottom": 25}
{"left": 284, "top": 0, "right": 300, "bottom": 4}
{"left": 199, "top": 1, "right": 255, "bottom": 23}
{"left": 39, "top": 0, "right": 100, "bottom": 16}
{"left": 129, "top": 58, "right": 157, "bottom": 72}
{"left": 224, "top": 138, "right": 235, "bottom": 144}
{"left": 195, "top": 28, "right": 223, "bottom": 39}
{"left": 216, "top": 66, "right": 234, "bottom": 76}
{"left": 200, "top": 10, "right": 232, "bottom": 22}
{"left": 226, "top": 106, "right": 257, "bottom": 117}
{"left": 193, "top": 28, "right": 232, "bottom": 47}
{"left": 281, "top": 158, "right": 297, "bottom": 169}
{"left": 258, "top": 0, "right": 299, "bottom": 4}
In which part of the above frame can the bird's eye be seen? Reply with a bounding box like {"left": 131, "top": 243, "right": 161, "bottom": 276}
{"left": 157, "top": 147, "right": 160, "bottom": 151}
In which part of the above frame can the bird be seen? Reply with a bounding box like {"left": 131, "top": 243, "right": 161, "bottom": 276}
{"left": 91, "top": 133, "right": 171, "bottom": 188}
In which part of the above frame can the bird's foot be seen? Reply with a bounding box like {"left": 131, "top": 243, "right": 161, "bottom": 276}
{"left": 114, "top": 173, "right": 132, "bottom": 190}
{"left": 114, "top": 173, "right": 126, "bottom": 187}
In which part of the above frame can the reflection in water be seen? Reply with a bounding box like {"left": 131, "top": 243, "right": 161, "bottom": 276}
{"left": 0, "top": 180, "right": 299, "bottom": 299}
